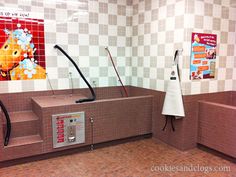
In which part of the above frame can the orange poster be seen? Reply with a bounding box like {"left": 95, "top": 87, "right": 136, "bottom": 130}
{"left": 190, "top": 32, "right": 216, "bottom": 80}
{"left": 0, "top": 10, "right": 46, "bottom": 81}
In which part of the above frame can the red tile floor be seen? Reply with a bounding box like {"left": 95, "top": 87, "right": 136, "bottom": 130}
{"left": 0, "top": 139, "right": 235, "bottom": 177}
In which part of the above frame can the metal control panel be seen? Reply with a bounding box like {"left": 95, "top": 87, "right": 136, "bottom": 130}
{"left": 52, "top": 112, "right": 85, "bottom": 148}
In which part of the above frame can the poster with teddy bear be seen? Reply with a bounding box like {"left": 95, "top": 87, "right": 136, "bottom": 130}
{"left": 0, "top": 10, "right": 46, "bottom": 81}
{"left": 190, "top": 32, "right": 217, "bottom": 80}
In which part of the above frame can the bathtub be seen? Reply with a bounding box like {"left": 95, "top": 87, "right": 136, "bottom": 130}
{"left": 0, "top": 86, "right": 153, "bottom": 161}
{"left": 198, "top": 96, "right": 236, "bottom": 158}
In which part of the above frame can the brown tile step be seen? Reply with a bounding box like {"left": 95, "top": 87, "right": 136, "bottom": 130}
{"left": 2, "top": 111, "right": 40, "bottom": 138}
{"left": 9, "top": 111, "right": 38, "bottom": 122}
{"left": 1, "top": 135, "right": 43, "bottom": 161}
{"left": 6, "top": 135, "right": 43, "bottom": 148}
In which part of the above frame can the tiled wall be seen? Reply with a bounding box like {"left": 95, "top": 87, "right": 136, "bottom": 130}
{"left": 0, "top": 0, "right": 132, "bottom": 93}
{"left": 131, "top": 0, "right": 236, "bottom": 95}
{"left": 0, "top": 0, "right": 236, "bottom": 95}
{"left": 131, "top": 0, "right": 186, "bottom": 92}
{"left": 182, "top": 0, "right": 236, "bottom": 94}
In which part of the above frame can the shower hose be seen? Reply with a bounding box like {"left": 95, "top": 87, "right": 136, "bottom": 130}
{"left": 0, "top": 100, "right": 11, "bottom": 146}
{"left": 54, "top": 45, "right": 96, "bottom": 103}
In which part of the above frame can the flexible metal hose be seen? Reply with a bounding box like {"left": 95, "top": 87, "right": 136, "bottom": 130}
{"left": 105, "top": 47, "right": 128, "bottom": 97}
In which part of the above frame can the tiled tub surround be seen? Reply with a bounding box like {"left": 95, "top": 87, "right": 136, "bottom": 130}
{"left": 0, "top": 86, "right": 153, "bottom": 161}
{"left": 128, "top": 87, "right": 236, "bottom": 152}
{"left": 198, "top": 100, "right": 236, "bottom": 158}
{"left": 0, "top": 86, "right": 236, "bottom": 163}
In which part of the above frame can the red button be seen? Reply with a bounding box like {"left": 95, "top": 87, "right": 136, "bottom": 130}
{"left": 57, "top": 124, "right": 64, "bottom": 129}
{"left": 57, "top": 139, "right": 64, "bottom": 143}
{"left": 57, "top": 129, "right": 64, "bottom": 133}
{"left": 57, "top": 134, "right": 64, "bottom": 139}
{"left": 57, "top": 120, "right": 64, "bottom": 124}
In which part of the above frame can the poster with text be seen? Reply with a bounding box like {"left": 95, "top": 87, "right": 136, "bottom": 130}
{"left": 0, "top": 10, "right": 46, "bottom": 81}
{"left": 190, "top": 32, "right": 217, "bottom": 80}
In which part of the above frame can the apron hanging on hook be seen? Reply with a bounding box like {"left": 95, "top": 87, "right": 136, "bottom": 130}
{"left": 162, "top": 49, "right": 185, "bottom": 131}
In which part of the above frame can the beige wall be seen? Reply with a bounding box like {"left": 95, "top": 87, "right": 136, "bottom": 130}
{"left": 131, "top": 0, "right": 236, "bottom": 95}
{"left": 0, "top": 0, "right": 235, "bottom": 95}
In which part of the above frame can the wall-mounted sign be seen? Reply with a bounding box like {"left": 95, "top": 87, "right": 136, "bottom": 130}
{"left": 190, "top": 32, "right": 217, "bottom": 80}
{"left": 0, "top": 10, "right": 46, "bottom": 81}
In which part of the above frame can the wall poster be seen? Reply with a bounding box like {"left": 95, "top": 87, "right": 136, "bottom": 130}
{"left": 190, "top": 32, "right": 217, "bottom": 80}
{"left": 0, "top": 10, "right": 46, "bottom": 81}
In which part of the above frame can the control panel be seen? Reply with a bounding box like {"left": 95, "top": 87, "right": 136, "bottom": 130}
{"left": 52, "top": 112, "right": 85, "bottom": 148}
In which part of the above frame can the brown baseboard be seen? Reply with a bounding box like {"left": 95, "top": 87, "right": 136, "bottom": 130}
{"left": 197, "top": 143, "right": 236, "bottom": 163}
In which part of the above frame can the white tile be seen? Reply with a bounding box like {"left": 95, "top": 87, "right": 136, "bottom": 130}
{"left": 99, "top": 14, "right": 109, "bottom": 25}
{"left": 144, "top": 11, "right": 152, "bottom": 23}
{"left": 137, "top": 67, "right": 144, "bottom": 77}
{"left": 88, "top": 24, "right": 99, "bottom": 35}
{"left": 166, "top": 17, "right": 175, "bottom": 31}
{"left": 58, "top": 78, "right": 70, "bottom": 89}
{"left": 57, "top": 56, "right": 70, "bottom": 67}
{"left": 34, "top": 80, "right": 47, "bottom": 91}
{"left": 150, "top": 68, "right": 157, "bottom": 79}
{"left": 150, "top": 45, "right": 157, "bottom": 57}
{"left": 78, "top": 34, "right": 89, "bottom": 45}
{"left": 56, "top": 33, "right": 68, "bottom": 45}
{"left": 174, "top": 0, "right": 185, "bottom": 16}
{"left": 158, "top": 6, "right": 167, "bottom": 20}
{"left": 203, "top": 16, "right": 213, "bottom": 31}
{"left": 8, "top": 81, "right": 23, "bottom": 93}
{"left": 224, "top": 79, "right": 232, "bottom": 91}
{"left": 108, "top": 4, "right": 118, "bottom": 15}
{"left": 117, "top": 16, "right": 126, "bottom": 26}
{"left": 143, "top": 34, "right": 151, "bottom": 45}
{"left": 143, "top": 78, "right": 150, "bottom": 88}
{"left": 55, "top": 9, "right": 68, "bottom": 21}
{"left": 89, "top": 46, "right": 99, "bottom": 57}
{"left": 217, "top": 68, "right": 226, "bottom": 80}
{"left": 190, "top": 81, "right": 201, "bottom": 95}
{"left": 209, "top": 80, "right": 218, "bottom": 93}
{"left": 46, "top": 67, "right": 58, "bottom": 79}
{"left": 156, "top": 56, "right": 165, "bottom": 68}
{"left": 156, "top": 80, "right": 164, "bottom": 91}
{"left": 228, "top": 32, "right": 236, "bottom": 44}
{"left": 229, "top": 7, "right": 236, "bottom": 20}
{"left": 174, "top": 29, "right": 184, "bottom": 42}
{"left": 212, "top": 4, "right": 222, "bottom": 18}
{"left": 99, "top": 36, "right": 109, "bottom": 46}
{"left": 44, "top": 20, "right": 56, "bottom": 32}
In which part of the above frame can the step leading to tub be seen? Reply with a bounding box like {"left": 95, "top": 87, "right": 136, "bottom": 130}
{"left": 9, "top": 111, "right": 38, "bottom": 122}
{"left": 6, "top": 134, "right": 42, "bottom": 148}
{"left": 3, "top": 111, "right": 40, "bottom": 138}
{"left": 2, "top": 134, "right": 43, "bottom": 161}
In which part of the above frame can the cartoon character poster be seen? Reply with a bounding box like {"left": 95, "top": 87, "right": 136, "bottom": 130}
{"left": 190, "top": 32, "right": 217, "bottom": 80}
{"left": 0, "top": 10, "right": 46, "bottom": 81}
